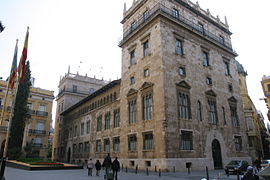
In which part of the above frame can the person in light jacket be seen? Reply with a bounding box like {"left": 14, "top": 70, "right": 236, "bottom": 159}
{"left": 87, "top": 158, "right": 94, "bottom": 176}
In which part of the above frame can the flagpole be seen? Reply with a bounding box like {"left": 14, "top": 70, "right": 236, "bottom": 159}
{"left": 3, "top": 73, "right": 20, "bottom": 158}
{"left": 0, "top": 39, "right": 18, "bottom": 126}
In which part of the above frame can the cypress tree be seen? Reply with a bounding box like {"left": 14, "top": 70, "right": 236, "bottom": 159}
{"left": 8, "top": 61, "right": 31, "bottom": 159}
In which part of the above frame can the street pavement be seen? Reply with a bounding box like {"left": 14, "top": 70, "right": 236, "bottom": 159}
{"left": 4, "top": 166, "right": 241, "bottom": 180}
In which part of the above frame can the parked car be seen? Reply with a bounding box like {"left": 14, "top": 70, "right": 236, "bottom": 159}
{"left": 224, "top": 160, "right": 249, "bottom": 174}
{"left": 261, "top": 159, "right": 270, "bottom": 169}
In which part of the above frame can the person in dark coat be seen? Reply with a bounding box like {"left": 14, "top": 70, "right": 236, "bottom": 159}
{"left": 241, "top": 166, "right": 259, "bottom": 180}
{"left": 112, "top": 157, "right": 120, "bottom": 180}
{"left": 95, "top": 160, "right": 102, "bottom": 176}
{"left": 102, "top": 153, "right": 112, "bottom": 179}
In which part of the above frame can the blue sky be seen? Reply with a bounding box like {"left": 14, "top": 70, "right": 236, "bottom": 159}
{"left": 1, "top": 0, "right": 270, "bottom": 124}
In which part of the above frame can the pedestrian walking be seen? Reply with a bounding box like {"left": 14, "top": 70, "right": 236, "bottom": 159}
{"left": 254, "top": 157, "right": 262, "bottom": 171}
{"left": 102, "top": 153, "right": 112, "bottom": 179}
{"left": 112, "top": 157, "right": 120, "bottom": 180}
{"left": 87, "top": 158, "right": 94, "bottom": 176}
{"left": 241, "top": 166, "right": 259, "bottom": 180}
{"left": 95, "top": 160, "right": 102, "bottom": 176}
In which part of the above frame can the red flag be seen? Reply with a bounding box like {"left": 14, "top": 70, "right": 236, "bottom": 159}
{"left": 8, "top": 40, "right": 18, "bottom": 88}
{"left": 18, "top": 27, "right": 29, "bottom": 83}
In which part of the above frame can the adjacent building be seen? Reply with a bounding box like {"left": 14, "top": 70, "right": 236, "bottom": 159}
{"left": 261, "top": 75, "right": 270, "bottom": 121}
{"left": 55, "top": 0, "right": 251, "bottom": 171}
{"left": 237, "top": 62, "right": 263, "bottom": 160}
{"left": 0, "top": 79, "right": 54, "bottom": 158}
{"left": 52, "top": 69, "right": 107, "bottom": 160}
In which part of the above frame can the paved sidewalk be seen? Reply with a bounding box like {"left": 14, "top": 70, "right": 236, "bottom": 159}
{"left": 5, "top": 166, "right": 239, "bottom": 180}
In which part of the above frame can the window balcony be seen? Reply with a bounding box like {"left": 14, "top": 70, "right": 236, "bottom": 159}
{"left": 33, "top": 143, "right": 43, "bottom": 148}
{"left": 28, "top": 129, "right": 47, "bottom": 135}
{"left": 119, "top": 3, "right": 234, "bottom": 53}
{"left": 36, "top": 110, "right": 48, "bottom": 117}
{"left": 0, "top": 126, "right": 7, "bottom": 133}
{"left": 27, "top": 109, "right": 36, "bottom": 115}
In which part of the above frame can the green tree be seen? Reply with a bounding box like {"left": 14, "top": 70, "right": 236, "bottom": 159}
{"left": 8, "top": 61, "right": 31, "bottom": 159}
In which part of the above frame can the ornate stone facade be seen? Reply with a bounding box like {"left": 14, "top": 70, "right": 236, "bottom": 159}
{"left": 57, "top": 0, "right": 251, "bottom": 171}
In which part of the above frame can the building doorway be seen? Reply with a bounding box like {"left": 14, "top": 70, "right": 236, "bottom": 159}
{"left": 67, "top": 147, "right": 71, "bottom": 162}
{"left": 212, "top": 139, "right": 223, "bottom": 169}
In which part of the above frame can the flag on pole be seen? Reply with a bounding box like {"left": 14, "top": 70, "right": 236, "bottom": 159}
{"left": 18, "top": 27, "right": 29, "bottom": 83}
{"left": 8, "top": 40, "right": 18, "bottom": 89}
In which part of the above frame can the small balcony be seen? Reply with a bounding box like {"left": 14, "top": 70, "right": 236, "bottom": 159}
{"left": 36, "top": 111, "right": 48, "bottom": 117}
{"left": 27, "top": 109, "right": 36, "bottom": 115}
{"left": 0, "top": 126, "right": 7, "bottom": 133}
{"left": 33, "top": 143, "right": 43, "bottom": 148}
{"left": 28, "top": 129, "right": 47, "bottom": 135}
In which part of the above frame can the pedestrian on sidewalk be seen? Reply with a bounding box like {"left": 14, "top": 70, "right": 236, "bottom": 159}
{"left": 95, "top": 160, "right": 102, "bottom": 176}
{"left": 102, "top": 153, "right": 112, "bottom": 179}
{"left": 87, "top": 158, "right": 94, "bottom": 176}
{"left": 112, "top": 157, "right": 120, "bottom": 180}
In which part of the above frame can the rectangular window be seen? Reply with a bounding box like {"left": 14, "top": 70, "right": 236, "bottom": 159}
{"left": 176, "top": 39, "right": 183, "bottom": 55}
{"left": 131, "top": 21, "right": 137, "bottom": 32}
{"left": 104, "top": 138, "right": 110, "bottom": 152}
{"left": 143, "top": 10, "right": 149, "bottom": 21}
{"left": 181, "top": 131, "right": 193, "bottom": 150}
{"left": 86, "top": 121, "right": 90, "bottom": 134}
{"left": 208, "top": 99, "right": 218, "bottom": 124}
{"left": 81, "top": 122, "right": 84, "bottom": 136}
{"left": 113, "top": 137, "right": 120, "bottom": 152}
{"left": 231, "top": 106, "right": 239, "bottom": 127}
{"left": 128, "top": 134, "right": 137, "bottom": 151}
{"left": 96, "top": 140, "right": 102, "bottom": 152}
{"left": 172, "top": 8, "right": 179, "bottom": 19}
{"left": 198, "top": 22, "right": 204, "bottom": 34}
{"left": 129, "top": 99, "right": 136, "bottom": 124}
{"left": 142, "top": 93, "right": 153, "bottom": 120}
{"left": 73, "top": 85, "right": 77, "bottom": 93}
{"left": 105, "top": 112, "right": 110, "bottom": 130}
{"left": 144, "top": 69, "right": 150, "bottom": 77}
{"left": 206, "top": 77, "right": 212, "bottom": 85}
{"left": 39, "top": 104, "right": 46, "bottom": 112}
{"left": 197, "top": 101, "right": 202, "bottom": 121}
{"left": 97, "top": 115, "right": 102, "bottom": 131}
{"left": 234, "top": 136, "right": 242, "bottom": 152}
{"left": 143, "top": 40, "right": 149, "bottom": 57}
{"left": 178, "top": 92, "right": 191, "bottom": 119}
{"left": 248, "top": 136, "right": 253, "bottom": 147}
{"left": 228, "top": 84, "right": 233, "bottom": 93}
{"left": 73, "top": 144, "right": 77, "bottom": 154}
{"left": 225, "top": 62, "right": 230, "bottom": 75}
{"left": 179, "top": 67, "right": 186, "bottom": 76}
{"left": 267, "top": 84, "right": 270, "bottom": 92}
{"left": 130, "top": 76, "right": 135, "bottom": 85}
{"left": 79, "top": 143, "right": 83, "bottom": 153}
{"left": 219, "top": 35, "right": 225, "bottom": 44}
{"left": 130, "top": 50, "right": 136, "bottom": 65}
{"left": 143, "top": 133, "right": 153, "bottom": 150}
{"left": 84, "top": 141, "right": 90, "bottom": 152}
{"left": 202, "top": 51, "right": 210, "bottom": 66}
{"left": 74, "top": 126, "right": 77, "bottom": 137}
{"left": 222, "top": 107, "right": 226, "bottom": 125}
{"left": 113, "top": 109, "right": 120, "bottom": 128}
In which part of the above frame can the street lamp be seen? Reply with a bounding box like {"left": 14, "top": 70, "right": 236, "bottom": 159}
{"left": 0, "top": 22, "right": 5, "bottom": 33}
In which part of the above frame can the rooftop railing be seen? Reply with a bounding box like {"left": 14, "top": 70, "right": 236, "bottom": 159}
{"left": 120, "top": 3, "right": 233, "bottom": 52}
{"left": 36, "top": 110, "right": 48, "bottom": 117}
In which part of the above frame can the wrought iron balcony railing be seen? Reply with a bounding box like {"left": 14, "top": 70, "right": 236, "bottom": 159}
{"left": 27, "top": 109, "right": 36, "bottom": 115}
{"left": 33, "top": 143, "right": 43, "bottom": 148}
{"left": 120, "top": 3, "right": 233, "bottom": 52}
{"left": 0, "top": 126, "right": 7, "bottom": 132}
{"left": 28, "top": 129, "right": 47, "bottom": 135}
{"left": 36, "top": 110, "right": 48, "bottom": 117}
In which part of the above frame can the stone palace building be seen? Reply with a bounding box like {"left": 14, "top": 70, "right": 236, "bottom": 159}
{"left": 53, "top": 0, "right": 251, "bottom": 171}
